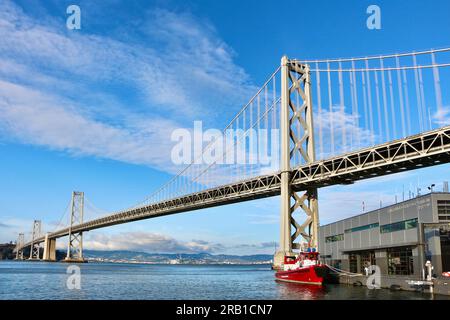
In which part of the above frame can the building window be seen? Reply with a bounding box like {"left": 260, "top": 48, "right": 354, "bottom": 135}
{"left": 349, "top": 254, "right": 358, "bottom": 274}
{"left": 360, "top": 251, "right": 376, "bottom": 274}
{"left": 380, "top": 218, "right": 418, "bottom": 233}
{"left": 438, "top": 200, "right": 450, "bottom": 222}
{"left": 440, "top": 227, "right": 450, "bottom": 272}
{"left": 387, "top": 247, "right": 414, "bottom": 275}
{"left": 344, "top": 223, "right": 379, "bottom": 234}
{"left": 346, "top": 251, "right": 376, "bottom": 274}
{"left": 325, "top": 234, "right": 344, "bottom": 243}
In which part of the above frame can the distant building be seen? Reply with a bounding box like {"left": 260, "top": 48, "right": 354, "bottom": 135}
{"left": 319, "top": 192, "right": 450, "bottom": 278}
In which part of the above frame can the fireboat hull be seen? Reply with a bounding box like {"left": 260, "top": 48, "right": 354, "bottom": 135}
{"left": 275, "top": 265, "right": 327, "bottom": 286}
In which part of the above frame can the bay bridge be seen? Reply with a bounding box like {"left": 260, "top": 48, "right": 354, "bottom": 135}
{"left": 14, "top": 47, "right": 450, "bottom": 267}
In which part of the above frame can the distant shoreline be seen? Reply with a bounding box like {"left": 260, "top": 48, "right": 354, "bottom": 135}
{"left": 1, "top": 260, "right": 273, "bottom": 266}
{"left": 84, "top": 259, "right": 272, "bottom": 266}
{"left": 0, "top": 248, "right": 274, "bottom": 265}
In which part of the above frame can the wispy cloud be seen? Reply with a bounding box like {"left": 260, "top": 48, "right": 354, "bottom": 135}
{"left": 0, "top": 1, "right": 254, "bottom": 172}
{"left": 314, "top": 107, "right": 377, "bottom": 160}
{"left": 0, "top": 80, "right": 177, "bottom": 169}
{"left": 140, "top": 8, "right": 253, "bottom": 118}
{"left": 0, "top": 217, "right": 56, "bottom": 244}
{"left": 233, "top": 241, "right": 278, "bottom": 250}
{"left": 433, "top": 106, "right": 450, "bottom": 127}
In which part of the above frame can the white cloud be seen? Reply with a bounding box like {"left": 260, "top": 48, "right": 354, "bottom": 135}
{"left": 82, "top": 232, "right": 224, "bottom": 253}
{"left": 0, "top": 80, "right": 177, "bottom": 169}
{"left": 0, "top": 215, "right": 275, "bottom": 255}
{"left": 0, "top": 1, "right": 255, "bottom": 171}
{"left": 139, "top": 9, "right": 253, "bottom": 117}
{"left": 0, "top": 1, "right": 253, "bottom": 119}
{"left": 314, "top": 106, "right": 377, "bottom": 160}
{"left": 82, "top": 231, "right": 276, "bottom": 255}
{"left": 0, "top": 216, "right": 57, "bottom": 244}
{"left": 432, "top": 106, "right": 450, "bottom": 127}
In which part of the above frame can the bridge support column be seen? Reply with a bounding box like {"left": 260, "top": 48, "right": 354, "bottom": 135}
{"left": 29, "top": 220, "right": 41, "bottom": 260}
{"left": 15, "top": 233, "right": 24, "bottom": 260}
{"left": 64, "top": 191, "right": 85, "bottom": 263}
{"left": 274, "top": 56, "right": 319, "bottom": 269}
{"left": 43, "top": 233, "right": 56, "bottom": 261}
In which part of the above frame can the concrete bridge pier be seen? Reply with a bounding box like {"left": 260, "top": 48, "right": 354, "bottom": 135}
{"left": 42, "top": 233, "right": 56, "bottom": 261}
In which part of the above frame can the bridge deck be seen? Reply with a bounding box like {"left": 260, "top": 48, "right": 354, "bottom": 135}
{"left": 21, "top": 125, "right": 450, "bottom": 248}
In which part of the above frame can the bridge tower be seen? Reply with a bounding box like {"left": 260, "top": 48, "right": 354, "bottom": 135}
{"left": 15, "top": 233, "right": 24, "bottom": 260}
{"left": 64, "top": 191, "right": 85, "bottom": 262}
{"left": 29, "top": 220, "right": 42, "bottom": 260}
{"left": 274, "top": 56, "right": 319, "bottom": 268}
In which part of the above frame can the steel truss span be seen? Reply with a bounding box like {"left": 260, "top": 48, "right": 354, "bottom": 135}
{"left": 20, "top": 125, "right": 450, "bottom": 249}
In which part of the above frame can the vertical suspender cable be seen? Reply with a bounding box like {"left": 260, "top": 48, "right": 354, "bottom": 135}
{"left": 365, "top": 59, "right": 375, "bottom": 145}
{"left": 315, "top": 62, "right": 324, "bottom": 158}
{"left": 387, "top": 70, "right": 397, "bottom": 138}
{"left": 395, "top": 55, "right": 406, "bottom": 137}
{"left": 418, "top": 68, "right": 428, "bottom": 130}
{"left": 431, "top": 51, "right": 444, "bottom": 127}
{"left": 351, "top": 60, "right": 360, "bottom": 147}
{"left": 242, "top": 109, "right": 246, "bottom": 178}
{"left": 338, "top": 60, "right": 346, "bottom": 151}
{"left": 380, "top": 58, "right": 390, "bottom": 141}
{"left": 250, "top": 101, "right": 253, "bottom": 167}
{"left": 412, "top": 53, "right": 423, "bottom": 132}
{"left": 257, "top": 94, "right": 261, "bottom": 173}
{"left": 402, "top": 68, "right": 412, "bottom": 135}
{"left": 374, "top": 70, "right": 382, "bottom": 144}
{"left": 273, "top": 75, "right": 277, "bottom": 170}
{"left": 327, "top": 61, "right": 335, "bottom": 155}
{"left": 349, "top": 65, "right": 355, "bottom": 150}
{"left": 362, "top": 68, "right": 369, "bottom": 139}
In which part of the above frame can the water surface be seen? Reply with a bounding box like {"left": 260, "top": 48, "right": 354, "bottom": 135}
{"left": 0, "top": 261, "right": 446, "bottom": 300}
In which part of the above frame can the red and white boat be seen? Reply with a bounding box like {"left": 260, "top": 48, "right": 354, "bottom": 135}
{"left": 275, "top": 249, "right": 328, "bottom": 286}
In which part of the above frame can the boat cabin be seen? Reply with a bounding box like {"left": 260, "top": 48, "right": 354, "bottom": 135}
{"left": 283, "top": 251, "right": 320, "bottom": 265}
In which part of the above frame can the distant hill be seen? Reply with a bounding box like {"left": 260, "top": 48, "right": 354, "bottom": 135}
{"left": 0, "top": 243, "right": 15, "bottom": 260}
{"left": 83, "top": 250, "right": 273, "bottom": 264}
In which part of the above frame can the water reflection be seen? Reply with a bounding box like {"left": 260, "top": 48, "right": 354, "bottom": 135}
{"left": 274, "top": 280, "right": 438, "bottom": 300}
{"left": 275, "top": 282, "right": 327, "bottom": 300}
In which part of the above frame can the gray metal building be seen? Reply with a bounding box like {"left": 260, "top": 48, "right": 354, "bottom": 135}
{"left": 318, "top": 192, "right": 450, "bottom": 278}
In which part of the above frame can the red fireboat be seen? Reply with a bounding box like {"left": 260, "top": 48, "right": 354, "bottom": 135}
{"left": 275, "top": 249, "right": 328, "bottom": 286}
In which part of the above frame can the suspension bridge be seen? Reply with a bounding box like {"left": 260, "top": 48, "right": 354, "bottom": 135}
{"left": 14, "top": 47, "right": 450, "bottom": 267}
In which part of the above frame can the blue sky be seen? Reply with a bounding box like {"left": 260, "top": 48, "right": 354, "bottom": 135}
{"left": 0, "top": 0, "right": 449, "bottom": 254}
